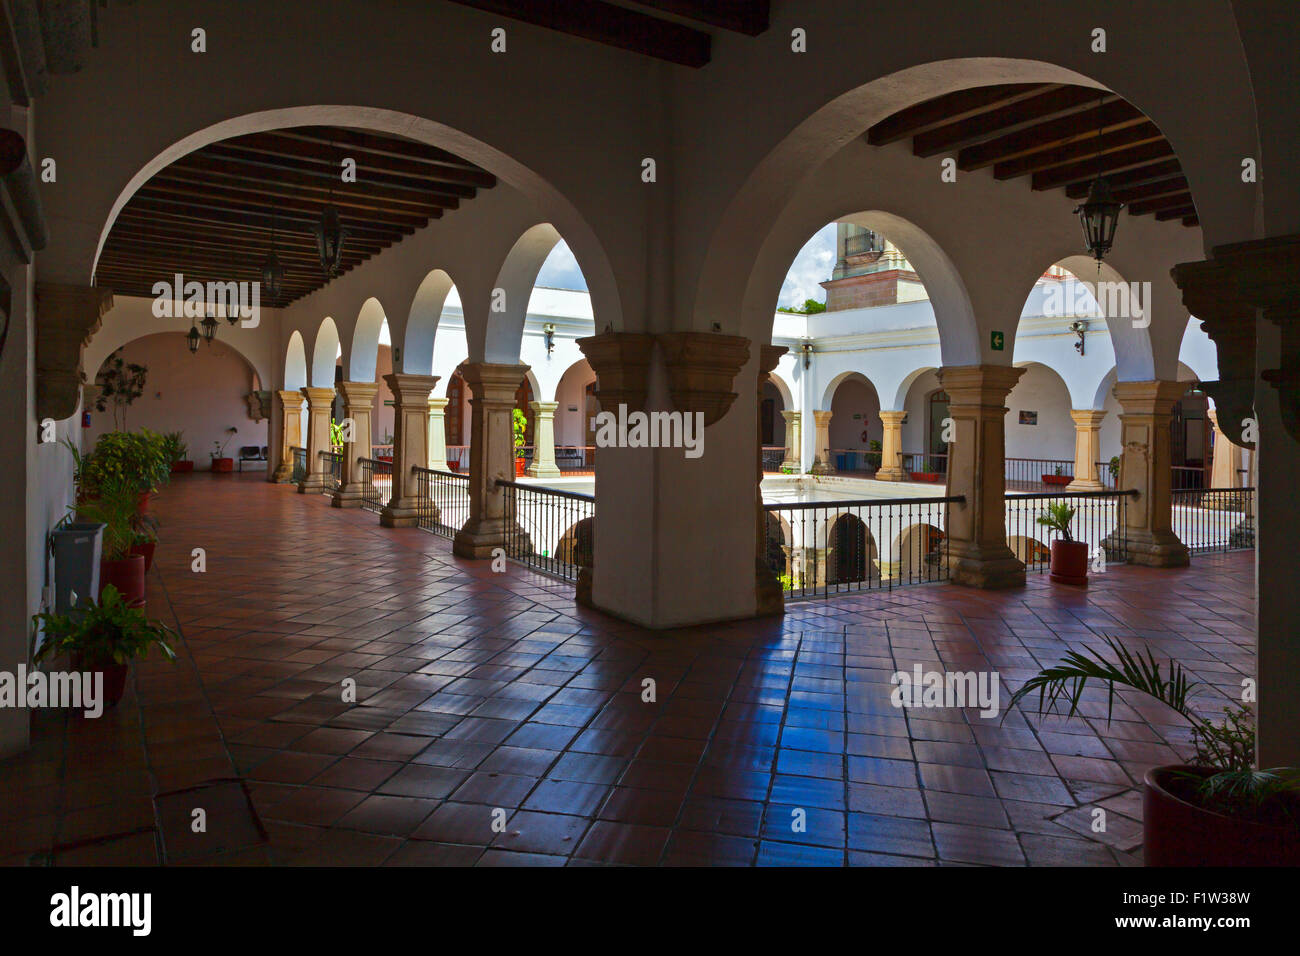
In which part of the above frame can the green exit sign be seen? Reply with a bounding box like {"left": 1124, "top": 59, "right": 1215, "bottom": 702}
{"left": 990, "top": 331, "right": 1005, "bottom": 351}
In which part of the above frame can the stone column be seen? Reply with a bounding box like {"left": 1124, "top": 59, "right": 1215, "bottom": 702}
{"left": 331, "top": 381, "right": 379, "bottom": 508}
{"left": 1066, "top": 409, "right": 1107, "bottom": 491}
{"left": 756, "top": 345, "right": 787, "bottom": 616}
{"left": 297, "top": 387, "right": 336, "bottom": 494}
{"left": 526, "top": 401, "right": 562, "bottom": 478}
{"left": 780, "top": 410, "right": 801, "bottom": 471}
{"left": 379, "top": 373, "right": 438, "bottom": 527}
{"left": 427, "top": 397, "right": 449, "bottom": 472}
{"left": 454, "top": 363, "right": 530, "bottom": 558}
{"left": 809, "top": 410, "right": 834, "bottom": 475}
{"left": 938, "top": 365, "right": 1026, "bottom": 589}
{"left": 1108, "top": 380, "right": 1190, "bottom": 567}
{"left": 274, "top": 389, "right": 304, "bottom": 482}
{"left": 876, "top": 410, "right": 907, "bottom": 481}
{"left": 1207, "top": 408, "right": 1243, "bottom": 488}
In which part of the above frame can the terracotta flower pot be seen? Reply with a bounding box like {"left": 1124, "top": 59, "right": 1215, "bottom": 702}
{"left": 136, "top": 491, "right": 151, "bottom": 514}
{"left": 1144, "top": 765, "right": 1300, "bottom": 866}
{"left": 171, "top": 460, "right": 194, "bottom": 474}
{"left": 1048, "top": 539, "right": 1089, "bottom": 585}
{"left": 130, "top": 540, "right": 156, "bottom": 574}
{"left": 910, "top": 471, "right": 941, "bottom": 483}
{"left": 1041, "top": 473, "right": 1072, "bottom": 486}
{"left": 71, "top": 653, "right": 130, "bottom": 709}
{"left": 100, "top": 554, "right": 146, "bottom": 607}
{"left": 515, "top": 456, "right": 526, "bottom": 477}
{"left": 211, "top": 457, "right": 234, "bottom": 473}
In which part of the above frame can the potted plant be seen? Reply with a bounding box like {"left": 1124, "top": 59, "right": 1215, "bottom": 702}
{"left": 1042, "top": 464, "right": 1072, "bottom": 486}
{"left": 910, "top": 471, "right": 941, "bottom": 483}
{"left": 73, "top": 477, "right": 147, "bottom": 607}
{"left": 32, "top": 584, "right": 177, "bottom": 708}
{"left": 210, "top": 427, "right": 237, "bottom": 472}
{"left": 512, "top": 408, "right": 528, "bottom": 477}
{"left": 330, "top": 418, "right": 346, "bottom": 452}
{"left": 92, "top": 348, "right": 148, "bottom": 431}
{"left": 1108, "top": 455, "right": 1121, "bottom": 484}
{"left": 129, "top": 511, "right": 159, "bottom": 574}
{"left": 69, "top": 430, "right": 172, "bottom": 510}
{"left": 865, "top": 439, "right": 882, "bottom": 471}
{"left": 163, "top": 431, "right": 193, "bottom": 473}
{"left": 1036, "top": 500, "right": 1088, "bottom": 585}
{"left": 1009, "top": 636, "right": 1299, "bottom": 865}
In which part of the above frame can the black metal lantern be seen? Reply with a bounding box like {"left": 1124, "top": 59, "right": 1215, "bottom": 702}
{"left": 312, "top": 205, "right": 348, "bottom": 276}
{"left": 1074, "top": 175, "right": 1124, "bottom": 263}
{"left": 261, "top": 249, "right": 284, "bottom": 298}
{"left": 201, "top": 313, "right": 219, "bottom": 344}
{"left": 186, "top": 322, "right": 201, "bottom": 354}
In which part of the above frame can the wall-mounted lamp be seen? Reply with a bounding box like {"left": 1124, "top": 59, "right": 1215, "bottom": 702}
{"left": 800, "top": 340, "right": 814, "bottom": 369}
{"left": 1068, "top": 320, "right": 1088, "bottom": 356}
{"left": 543, "top": 323, "right": 556, "bottom": 355}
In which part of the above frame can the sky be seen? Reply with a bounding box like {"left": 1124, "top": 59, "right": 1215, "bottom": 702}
{"left": 535, "top": 240, "right": 587, "bottom": 290}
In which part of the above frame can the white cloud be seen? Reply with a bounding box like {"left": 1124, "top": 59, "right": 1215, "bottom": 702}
{"left": 535, "top": 239, "right": 588, "bottom": 291}
{"left": 777, "top": 223, "right": 836, "bottom": 309}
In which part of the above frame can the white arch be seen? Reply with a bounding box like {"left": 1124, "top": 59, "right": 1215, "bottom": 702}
{"left": 766, "top": 370, "right": 795, "bottom": 410}
{"left": 310, "top": 318, "right": 341, "bottom": 389}
{"left": 403, "top": 269, "right": 456, "bottom": 375}
{"left": 284, "top": 331, "right": 308, "bottom": 392}
{"left": 821, "top": 369, "right": 883, "bottom": 413}
{"left": 892, "top": 366, "right": 939, "bottom": 411}
{"left": 485, "top": 223, "right": 563, "bottom": 364}
{"left": 350, "top": 297, "right": 388, "bottom": 382}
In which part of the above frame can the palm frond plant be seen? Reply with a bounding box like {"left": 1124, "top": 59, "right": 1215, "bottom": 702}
{"left": 1035, "top": 500, "right": 1076, "bottom": 541}
{"left": 1008, "top": 635, "right": 1299, "bottom": 832}
{"left": 71, "top": 477, "right": 140, "bottom": 562}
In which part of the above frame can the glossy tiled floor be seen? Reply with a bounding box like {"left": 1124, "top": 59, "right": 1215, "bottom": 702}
{"left": 1, "top": 473, "right": 1255, "bottom": 866}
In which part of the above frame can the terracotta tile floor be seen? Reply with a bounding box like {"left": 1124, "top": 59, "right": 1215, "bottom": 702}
{"left": 0, "top": 473, "right": 1255, "bottom": 866}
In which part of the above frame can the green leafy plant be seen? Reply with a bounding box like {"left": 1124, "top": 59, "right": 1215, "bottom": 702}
{"left": 72, "top": 477, "right": 141, "bottom": 561}
{"left": 1053, "top": 464, "right": 1065, "bottom": 476}
{"left": 33, "top": 585, "right": 176, "bottom": 668}
{"left": 211, "top": 427, "right": 238, "bottom": 459}
{"left": 1008, "top": 635, "right": 1299, "bottom": 827}
{"left": 160, "top": 431, "right": 188, "bottom": 464}
{"left": 93, "top": 349, "right": 148, "bottom": 431}
{"left": 1109, "top": 455, "right": 1121, "bottom": 481}
{"left": 1035, "top": 501, "right": 1076, "bottom": 542}
{"left": 512, "top": 408, "right": 528, "bottom": 452}
{"left": 69, "top": 430, "right": 171, "bottom": 498}
{"left": 330, "top": 419, "right": 347, "bottom": 450}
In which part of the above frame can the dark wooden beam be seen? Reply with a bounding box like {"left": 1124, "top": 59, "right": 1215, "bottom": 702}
{"left": 627, "top": 0, "right": 769, "bottom": 35}
{"left": 443, "top": 0, "right": 711, "bottom": 67}
{"left": 122, "top": 197, "right": 425, "bottom": 238}
{"left": 170, "top": 152, "right": 479, "bottom": 200}
{"left": 1128, "top": 192, "right": 1195, "bottom": 216}
{"left": 1062, "top": 158, "right": 1182, "bottom": 197}
{"left": 218, "top": 132, "right": 497, "bottom": 186}
{"left": 994, "top": 125, "right": 1167, "bottom": 181}
{"left": 282, "top": 126, "right": 486, "bottom": 170}
{"left": 1028, "top": 141, "right": 1176, "bottom": 191}
{"left": 145, "top": 172, "right": 460, "bottom": 219}
{"left": 1109, "top": 176, "right": 1189, "bottom": 204}
{"left": 911, "top": 86, "right": 1110, "bottom": 157}
{"left": 1155, "top": 204, "right": 1198, "bottom": 222}
{"left": 866, "top": 84, "right": 1049, "bottom": 147}
{"left": 958, "top": 100, "right": 1146, "bottom": 170}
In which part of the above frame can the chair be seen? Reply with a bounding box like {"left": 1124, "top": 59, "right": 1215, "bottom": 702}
{"left": 237, "top": 446, "right": 267, "bottom": 471}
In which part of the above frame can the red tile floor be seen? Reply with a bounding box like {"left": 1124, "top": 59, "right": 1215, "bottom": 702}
{"left": 1, "top": 473, "right": 1255, "bottom": 866}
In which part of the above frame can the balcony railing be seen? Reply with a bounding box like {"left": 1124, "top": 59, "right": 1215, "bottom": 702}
{"left": 290, "top": 446, "right": 307, "bottom": 484}
{"left": 1171, "top": 465, "right": 1211, "bottom": 491}
{"left": 319, "top": 450, "right": 342, "bottom": 494}
{"left": 900, "top": 452, "right": 948, "bottom": 477}
{"left": 1005, "top": 457, "right": 1074, "bottom": 492}
{"left": 1004, "top": 489, "right": 1137, "bottom": 574}
{"left": 763, "top": 495, "right": 962, "bottom": 598}
{"left": 1172, "top": 487, "right": 1255, "bottom": 553}
{"left": 370, "top": 444, "right": 394, "bottom": 460}
{"left": 762, "top": 446, "right": 786, "bottom": 472}
{"left": 357, "top": 457, "right": 392, "bottom": 514}
{"left": 413, "top": 466, "right": 470, "bottom": 538}
{"left": 497, "top": 478, "right": 595, "bottom": 582}
{"left": 444, "top": 445, "right": 470, "bottom": 472}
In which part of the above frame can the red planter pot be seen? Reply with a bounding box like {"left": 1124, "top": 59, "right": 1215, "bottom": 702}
{"left": 1144, "top": 766, "right": 1300, "bottom": 866}
{"left": 130, "top": 540, "right": 156, "bottom": 574}
{"left": 211, "top": 457, "right": 234, "bottom": 473}
{"left": 1048, "top": 539, "right": 1089, "bottom": 586}
{"left": 1041, "top": 473, "right": 1072, "bottom": 486}
{"left": 171, "top": 460, "right": 195, "bottom": 474}
{"left": 71, "top": 653, "right": 130, "bottom": 709}
{"left": 515, "top": 457, "right": 526, "bottom": 477}
{"left": 909, "top": 472, "right": 941, "bottom": 483}
{"left": 136, "top": 491, "right": 151, "bottom": 514}
{"left": 100, "top": 554, "right": 146, "bottom": 607}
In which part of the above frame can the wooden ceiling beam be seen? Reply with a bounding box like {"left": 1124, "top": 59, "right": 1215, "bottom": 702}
{"left": 866, "top": 84, "right": 1050, "bottom": 146}
{"left": 626, "top": 0, "right": 769, "bottom": 35}
{"left": 121, "top": 198, "right": 423, "bottom": 239}
{"left": 169, "top": 153, "right": 479, "bottom": 200}
{"left": 135, "top": 182, "right": 441, "bottom": 228}
{"left": 145, "top": 173, "right": 459, "bottom": 219}
{"left": 219, "top": 132, "right": 498, "bottom": 186}
{"left": 1155, "top": 205, "right": 1198, "bottom": 221}
{"left": 993, "top": 124, "right": 1167, "bottom": 180}
{"left": 1062, "top": 158, "right": 1183, "bottom": 197}
{"left": 281, "top": 126, "right": 486, "bottom": 170}
{"left": 912, "top": 86, "right": 1113, "bottom": 158}
{"left": 1028, "top": 140, "right": 1177, "bottom": 190}
{"left": 958, "top": 100, "right": 1147, "bottom": 170}
{"left": 1128, "top": 192, "right": 1195, "bottom": 216}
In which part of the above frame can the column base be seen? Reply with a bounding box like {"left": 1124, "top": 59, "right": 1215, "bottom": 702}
{"left": 331, "top": 484, "right": 369, "bottom": 509}
{"left": 576, "top": 567, "right": 594, "bottom": 608}
{"left": 779, "top": 458, "right": 799, "bottom": 473}
{"left": 948, "top": 543, "right": 1026, "bottom": 589}
{"left": 875, "top": 466, "right": 905, "bottom": 482}
{"left": 1065, "top": 478, "right": 1105, "bottom": 492}
{"left": 1109, "top": 530, "right": 1191, "bottom": 567}
{"left": 525, "top": 463, "right": 562, "bottom": 479}
{"left": 298, "top": 474, "right": 330, "bottom": 494}
{"left": 380, "top": 499, "right": 423, "bottom": 527}
{"left": 809, "top": 460, "right": 835, "bottom": 476}
{"left": 272, "top": 463, "right": 294, "bottom": 482}
{"left": 453, "top": 518, "right": 509, "bottom": 558}
{"left": 755, "top": 562, "right": 785, "bottom": 616}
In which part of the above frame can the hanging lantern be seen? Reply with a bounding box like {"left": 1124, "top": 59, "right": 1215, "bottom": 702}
{"left": 261, "top": 248, "right": 284, "bottom": 298}
{"left": 1074, "top": 175, "right": 1124, "bottom": 264}
{"left": 201, "top": 313, "right": 219, "bottom": 344}
{"left": 312, "top": 205, "right": 349, "bottom": 276}
{"left": 186, "top": 322, "right": 201, "bottom": 354}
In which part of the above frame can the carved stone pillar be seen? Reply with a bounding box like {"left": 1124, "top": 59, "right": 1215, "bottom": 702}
{"left": 876, "top": 410, "right": 907, "bottom": 481}
{"left": 526, "top": 401, "right": 561, "bottom": 478}
{"left": 657, "top": 331, "right": 751, "bottom": 425}
{"left": 1066, "top": 409, "right": 1107, "bottom": 492}
{"left": 780, "top": 410, "right": 801, "bottom": 472}
{"left": 756, "top": 345, "right": 787, "bottom": 616}
{"left": 809, "top": 410, "right": 834, "bottom": 475}
{"left": 427, "top": 397, "right": 449, "bottom": 471}
{"left": 297, "top": 387, "right": 335, "bottom": 494}
{"left": 453, "top": 363, "right": 529, "bottom": 558}
{"left": 274, "top": 389, "right": 303, "bottom": 482}
{"left": 379, "top": 373, "right": 438, "bottom": 527}
{"left": 35, "top": 283, "right": 113, "bottom": 421}
{"left": 937, "top": 365, "right": 1026, "bottom": 589}
{"left": 1108, "top": 380, "right": 1190, "bottom": 567}
{"left": 1207, "top": 408, "right": 1243, "bottom": 489}
{"left": 331, "top": 381, "right": 379, "bottom": 508}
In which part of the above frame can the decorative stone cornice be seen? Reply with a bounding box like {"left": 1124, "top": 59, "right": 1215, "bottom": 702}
{"left": 457, "top": 362, "right": 524, "bottom": 405}
{"left": 576, "top": 331, "right": 654, "bottom": 414}
{"left": 937, "top": 364, "right": 1026, "bottom": 408}
{"left": 245, "top": 389, "right": 271, "bottom": 422}
{"left": 657, "top": 331, "right": 751, "bottom": 426}
{"left": 35, "top": 282, "right": 113, "bottom": 421}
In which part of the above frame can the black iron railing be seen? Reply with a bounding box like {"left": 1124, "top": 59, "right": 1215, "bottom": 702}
{"left": 319, "top": 450, "right": 342, "bottom": 494}
{"left": 1005, "top": 457, "right": 1074, "bottom": 491}
{"left": 414, "top": 466, "right": 470, "bottom": 538}
{"left": 1172, "top": 487, "right": 1255, "bottom": 553}
{"left": 1004, "top": 489, "right": 1137, "bottom": 574}
{"left": 900, "top": 452, "right": 948, "bottom": 477}
{"left": 763, "top": 495, "right": 962, "bottom": 598}
{"left": 762, "top": 446, "right": 786, "bottom": 472}
{"left": 290, "top": 446, "right": 307, "bottom": 483}
{"left": 358, "top": 457, "right": 392, "bottom": 514}
{"left": 1171, "top": 465, "right": 1211, "bottom": 491}
{"left": 497, "top": 478, "right": 596, "bottom": 582}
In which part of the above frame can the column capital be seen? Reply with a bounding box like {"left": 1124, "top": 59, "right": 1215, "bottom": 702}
{"left": 780, "top": 408, "right": 801, "bottom": 423}
{"left": 577, "top": 332, "right": 654, "bottom": 413}
{"left": 299, "top": 386, "right": 336, "bottom": 406}
{"left": 277, "top": 389, "right": 304, "bottom": 408}
{"left": 35, "top": 282, "right": 114, "bottom": 421}
{"left": 879, "top": 409, "right": 908, "bottom": 425}
{"left": 1112, "top": 379, "right": 1186, "bottom": 417}
{"left": 1069, "top": 408, "right": 1107, "bottom": 428}
{"left": 382, "top": 372, "right": 439, "bottom": 405}
{"left": 658, "top": 331, "right": 751, "bottom": 426}
{"left": 428, "top": 396, "right": 449, "bottom": 411}
{"left": 459, "top": 362, "right": 526, "bottom": 404}
{"left": 529, "top": 400, "right": 559, "bottom": 414}
{"left": 758, "top": 344, "right": 787, "bottom": 378}
{"left": 337, "top": 380, "right": 380, "bottom": 405}
{"left": 812, "top": 409, "right": 833, "bottom": 425}
{"left": 937, "top": 364, "right": 1025, "bottom": 406}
